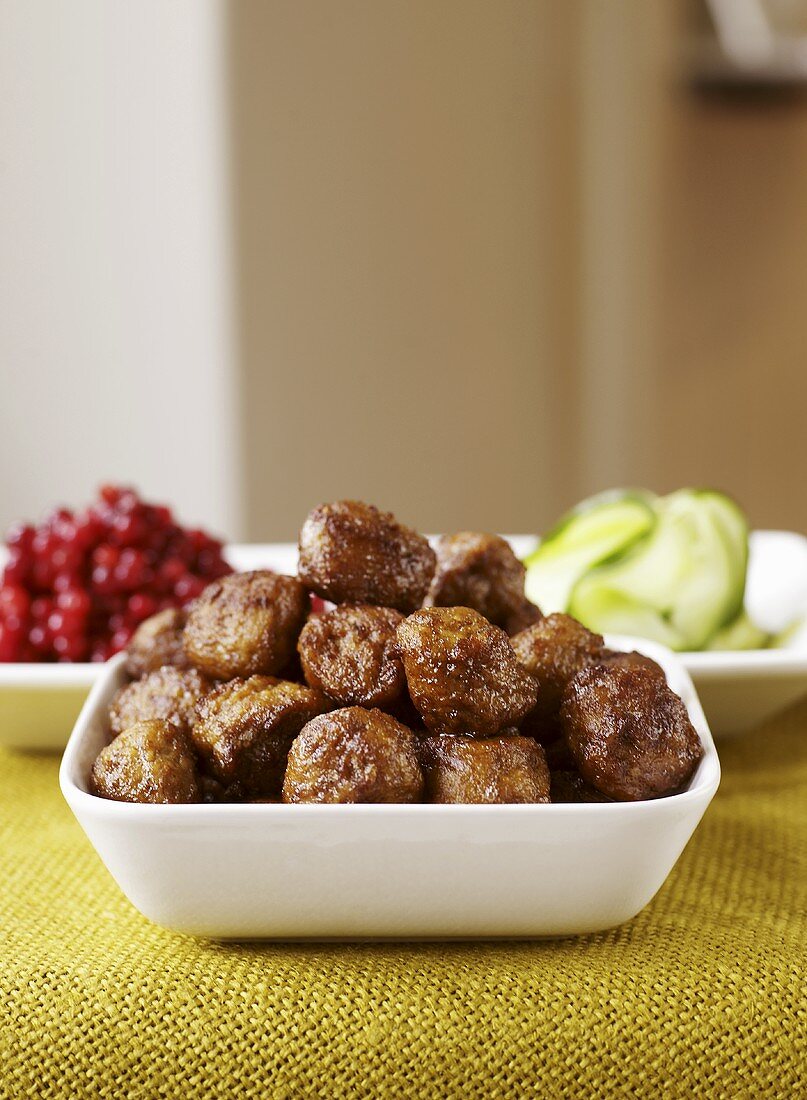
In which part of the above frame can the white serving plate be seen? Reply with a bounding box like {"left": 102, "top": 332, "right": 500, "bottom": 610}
{"left": 4, "top": 533, "right": 807, "bottom": 749}
{"left": 60, "top": 636, "right": 718, "bottom": 940}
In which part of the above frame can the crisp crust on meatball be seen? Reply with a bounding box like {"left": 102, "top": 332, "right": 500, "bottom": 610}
{"left": 560, "top": 663, "right": 704, "bottom": 801}
{"left": 184, "top": 570, "right": 308, "bottom": 680}
{"left": 297, "top": 605, "right": 405, "bottom": 708}
{"left": 90, "top": 719, "right": 199, "bottom": 804}
{"left": 108, "top": 665, "right": 211, "bottom": 737}
{"left": 297, "top": 500, "right": 436, "bottom": 613}
{"left": 511, "top": 613, "right": 606, "bottom": 723}
{"left": 502, "top": 599, "right": 543, "bottom": 636}
{"left": 426, "top": 532, "right": 541, "bottom": 635}
{"left": 125, "top": 608, "right": 189, "bottom": 678}
{"left": 600, "top": 648, "right": 666, "bottom": 681}
{"left": 549, "top": 769, "right": 612, "bottom": 804}
{"left": 191, "top": 676, "right": 332, "bottom": 795}
{"left": 395, "top": 606, "right": 537, "bottom": 736}
{"left": 282, "top": 707, "right": 423, "bottom": 804}
{"left": 419, "top": 733, "right": 550, "bottom": 804}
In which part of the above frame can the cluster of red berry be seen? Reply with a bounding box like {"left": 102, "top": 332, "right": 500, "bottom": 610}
{"left": 0, "top": 486, "right": 232, "bottom": 663}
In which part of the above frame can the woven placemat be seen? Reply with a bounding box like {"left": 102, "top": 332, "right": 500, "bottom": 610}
{"left": 1, "top": 701, "right": 805, "bottom": 1098}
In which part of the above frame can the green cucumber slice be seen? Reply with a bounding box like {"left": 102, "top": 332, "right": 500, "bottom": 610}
{"left": 694, "top": 489, "right": 749, "bottom": 624}
{"left": 663, "top": 490, "right": 738, "bottom": 648}
{"left": 568, "top": 584, "right": 685, "bottom": 649}
{"left": 523, "top": 490, "right": 656, "bottom": 614}
{"left": 570, "top": 489, "right": 745, "bottom": 650}
{"left": 706, "top": 610, "right": 771, "bottom": 651}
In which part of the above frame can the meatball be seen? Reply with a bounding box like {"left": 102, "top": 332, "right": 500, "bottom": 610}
{"left": 108, "top": 665, "right": 211, "bottom": 737}
{"left": 297, "top": 605, "right": 405, "bottom": 709}
{"left": 420, "top": 733, "right": 550, "bottom": 804}
{"left": 191, "top": 676, "right": 331, "bottom": 796}
{"left": 560, "top": 663, "right": 704, "bottom": 801}
{"left": 297, "top": 500, "right": 436, "bottom": 613}
{"left": 511, "top": 613, "right": 606, "bottom": 723}
{"left": 125, "top": 608, "right": 189, "bottom": 678}
{"left": 282, "top": 707, "right": 423, "bottom": 804}
{"left": 426, "top": 532, "right": 541, "bottom": 634}
{"left": 184, "top": 570, "right": 308, "bottom": 680}
{"left": 601, "top": 647, "right": 666, "bottom": 681}
{"left": 395, "top": 606, "right": 537, "bottom": 736}
{"left": 90, "top": 719, "right": 199, "bottom": 804}
{"left": 549, "top": 770, "right": 612, "bottom": 804}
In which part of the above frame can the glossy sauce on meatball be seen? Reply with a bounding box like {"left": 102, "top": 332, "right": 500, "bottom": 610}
{"left": 125, "top": 608, "right": 189, "bottom": 679}
{"left": 420, "top": 733, "right": 550, "bottom": 804}
{"left": 395, "top": 606, "right": 537, "bottom": 736}
{"left": 191, "top": 676, "right": 331, "bottom": 796}
{"left": 511, "top": 613, "right": 606, "bottom": 724}
{"left": 282, "top": 707, "right": 423, "bottom": 804}
{"left": 90, "top": 719, "right": 200, "bottom": 804}
{"left": 426, "top": 532, "right": 541, "bottom": 635}
{"left": 184, "top": 570, "right": 308, "bottom": 680}
{"left": 297, "top": 604, "right": 405, "bottom": 709}
{"left": 108, "top": 665, "right": 211, "bottom": 737}
{"left": 560, "top": 663, "right": 704, "bottom": 801}
{"left": 549, "top": 769, "right": 612, "bottom": 804}
{"left": 297, "top": 500, "right": 436, "bottom": 613}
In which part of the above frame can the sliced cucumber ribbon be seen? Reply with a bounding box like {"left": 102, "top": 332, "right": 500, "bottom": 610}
{"left": 525, "top": 487, "right": 764, "bottom": 652}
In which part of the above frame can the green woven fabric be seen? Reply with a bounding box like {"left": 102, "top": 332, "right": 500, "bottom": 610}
{"left": 1, "top": 704, "right": 805, "bottom": 1099}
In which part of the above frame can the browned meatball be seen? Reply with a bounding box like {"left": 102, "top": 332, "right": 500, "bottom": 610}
{"left": 601, "top": 648, "right": 666, "bottom": 681}
{"left": 297, "top": 605, "right": 405, "bottom": 709}
{"left": 561, "top": 663, "right": 704, "bottom": 801}
{"left": 395, "top": 606, "right": 537, "bottom": 736}
{"left": 282, "top": 707, "right": 423, "bottom": 804}
{"left": 297, "top": 500, "right": 436, "bottom": 613}
{"left": 420, "top": 733, "right": 550, "bottom": 804}
{"left": 108, "top": 665, "right": 211, "bottom": 737}
{"left": 502, "top": 599, "right": 544, "bottom": 636}
{"left": 511, "top": 613, "right": 606, "bottom": 723}
{"left": 125, "top": 608, "right": 189, "bottom": 678}
{"left": 426, "top": 532, "right": 541, "bottom": 635}
{"left": 184, "top": 570, "right": 308, "bottom": 680}
{"left": 191, "top": 676, "right": 332, "bottom": 796}
{"left": 90, "top": 719, "right": 199, "bottom": 804}
{"left": 549, "top": 770, "right": 612, "bottom": 804}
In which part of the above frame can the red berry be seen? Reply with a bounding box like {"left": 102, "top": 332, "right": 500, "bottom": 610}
{"left": 128, "top": 593, "right": 157, "bottom": 622}
{"left": 57, "top": 588, "right": 91, "bottom": 617}
{"left": 3, "top": 549, "right": 29, "bottom": 586}
{"left": 0, "top": 585, "right": 31, "bottom": 621}
{"left": 174, "top": 574, "right": 206, "bottom": 603}
{"left": 0, "top": 621, "right": 21, "bottom": 662}
{"left": 28, "top": 624, "right": 50, "bottom": 653}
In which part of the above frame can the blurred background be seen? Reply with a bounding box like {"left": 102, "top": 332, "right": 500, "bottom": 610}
{"left": 1, "top": 0, "right": 806, "bottom": 542}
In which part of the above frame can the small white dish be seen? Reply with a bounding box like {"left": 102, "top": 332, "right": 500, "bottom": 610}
{"left": 60, "top": 636, "right": 718, "bottom": 940}
{"left": 680, "top": 531, "right": 807, "bottom": 735}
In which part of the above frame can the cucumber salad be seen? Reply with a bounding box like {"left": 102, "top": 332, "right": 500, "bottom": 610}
{"left": 524, "top": 489, "right": 772, "bottom": 652}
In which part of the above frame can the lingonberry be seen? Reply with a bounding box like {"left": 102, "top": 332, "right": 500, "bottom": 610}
{"left": 0, "top": 485, "right": 231, "bottom": 662}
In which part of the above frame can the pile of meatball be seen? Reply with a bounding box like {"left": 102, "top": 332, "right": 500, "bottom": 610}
{"left": 90, "top": 500, "right": 704, "bottom": 806}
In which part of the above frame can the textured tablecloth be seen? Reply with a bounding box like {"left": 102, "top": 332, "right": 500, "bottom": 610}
{"left": 1, "top": 701, "right": 805, "bottom": 1099}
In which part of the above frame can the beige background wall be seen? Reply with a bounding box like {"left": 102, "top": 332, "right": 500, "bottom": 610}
{"left": 657, "top": 86, "right": 807, "bottom": 532}
{"left": 228, "top": 0, "right": 583, "bottom": 541}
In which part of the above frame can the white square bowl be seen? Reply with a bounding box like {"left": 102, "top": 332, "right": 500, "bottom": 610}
{"left": 59, "top": 636, "right": 719, "bottom": 940}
